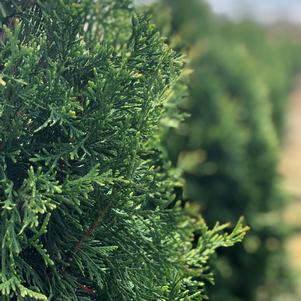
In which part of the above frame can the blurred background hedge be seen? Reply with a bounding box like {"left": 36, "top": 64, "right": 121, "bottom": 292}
{"left": 147, "top": 0, "right": 301, "bottom": 300}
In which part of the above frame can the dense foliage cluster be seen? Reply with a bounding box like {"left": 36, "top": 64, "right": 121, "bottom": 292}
{"left": 219, "top": 21, "right": 301, "bottom": 139}
{"left": 150, "top": 0, "right": 301, "bottom": 300}
{"left": 0, "top": 1, "right": 248, "bottom": 300}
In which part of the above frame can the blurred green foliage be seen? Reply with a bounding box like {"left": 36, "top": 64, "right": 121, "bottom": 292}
{"left": 150, "top": 0, "right": 301, "bottom": 300}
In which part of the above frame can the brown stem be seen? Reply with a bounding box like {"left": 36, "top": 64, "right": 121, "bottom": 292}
{"left": 78, "top": 284, "right": 97, "bottom": 296}
{"left": 74, "top": 204, "right": 112, "bottom": 253}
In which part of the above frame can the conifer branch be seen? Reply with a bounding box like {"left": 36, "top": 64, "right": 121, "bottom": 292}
{"left": 0, "top": 2, "right": 247, "bottom": 300}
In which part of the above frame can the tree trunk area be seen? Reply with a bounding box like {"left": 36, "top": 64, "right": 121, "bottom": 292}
{"left": 280, "top": 75, "right": 301, "bottom": 297}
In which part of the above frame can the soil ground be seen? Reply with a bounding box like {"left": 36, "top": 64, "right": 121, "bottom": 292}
{"left": 279, "top": 75, "right": 301, "bottom": 297}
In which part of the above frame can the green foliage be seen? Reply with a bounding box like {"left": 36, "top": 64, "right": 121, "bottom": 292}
{"left": 177, "top": 41, "right": 288, "bottom": 301}
{"left": 217, "top": 21, "right": 301, "bottom": 139}
{"left": 0, "top": 1, "right": 247, "bottom": 300}
{"left": 151, "top": 0, "right": 301, "bottom": 300}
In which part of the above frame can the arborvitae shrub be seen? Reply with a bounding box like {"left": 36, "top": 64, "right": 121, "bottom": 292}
{"left": 217, "top": 21, "right": 301, "bottom": 139}
{"left": 177, "top": 42, "right": 286, "bottom": 301}
{"left": 0, "top": 1, "right": 247, "bottom": 300}
{"left": 168, "top": 41, "right": 289, "bottom": 301}
{"left": 151, "top": 0, "right": 297, "bottom": 300}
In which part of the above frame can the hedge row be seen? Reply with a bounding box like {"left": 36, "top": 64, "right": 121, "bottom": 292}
{"left": 151, "top": 0, "right": 301, "bottom": 300}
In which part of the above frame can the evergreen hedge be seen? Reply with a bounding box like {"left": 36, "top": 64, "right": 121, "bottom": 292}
{"left": 151, "top": 0, "right": 300, "bottom": 300}
{"left": 0, "top": 1, "right": 247, "bottom": 300}
{"left": 218, "top": 21, "right": 301, "bottom": 139}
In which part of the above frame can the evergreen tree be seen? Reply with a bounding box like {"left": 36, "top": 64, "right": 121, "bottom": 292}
{"left": 151, "top": 0, "right": 299, "bottom": 300}
{"left": 0, "top": 1, "right": 246, "bottom": 300}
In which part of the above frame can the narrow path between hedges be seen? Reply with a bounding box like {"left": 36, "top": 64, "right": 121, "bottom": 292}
{"left": 279, "top": 75, "right": 301, "bottom": 296}
{"left": 280, "top": 75, "right": 301, "bottom": 198}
